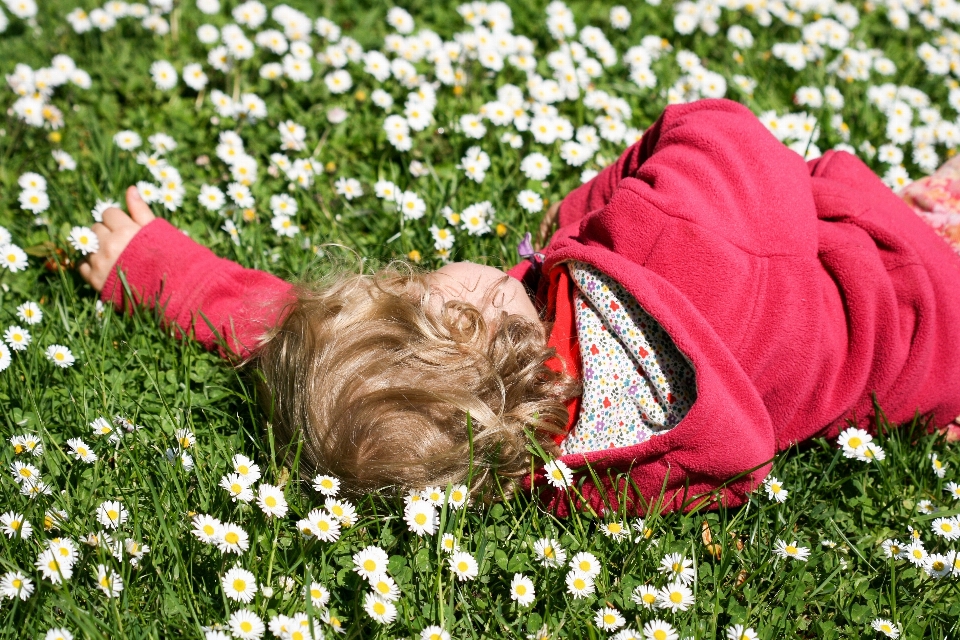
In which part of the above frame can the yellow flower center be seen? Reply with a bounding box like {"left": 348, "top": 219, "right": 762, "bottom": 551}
{"left": 785, "top": 545, "right": 798, "bottom": 554}
{"left": 654, "top": 631, "right": 667, "bottom": 640}
{"left": 107, "top": 509, "right": 119, "bottom": 521}
{"left": 318, "top": 521, "right": 330, "bottom": 532}
{"left": 373, "top": 601, "right": 386, "bottom": 615}
{"left": 224, "top": 532, "right": 239, "bottom": 544}
{"left": 363, "top": 559, "right": 376, "bottom": 572}
{"left": 847, "top": 436, "right": 862, "bottom": 448}
{"left": 265, "top": 496, "right": 277, "bottom": 507}
{"left": 670, "top": 591, "right": 683, "bottom": 603}
{"left": 573, "top": 578, "right": 585, "bottom": 589}
{"left": 643, "top": 593, "right": 656, "bottom": 604}
{"left": 240, "top": 622, "right": 252, "bottom": 632}
{"left": 457, "top": 562, "right": 468, "bottom": 572}
{"left": 233, "top": 579, "right": 246, "bottom": 591}
{"left": 516, "top": 584, "right": 526, "bottom": 595}
{"left": 203, "top": 524, "right": 215, "bottom": 536}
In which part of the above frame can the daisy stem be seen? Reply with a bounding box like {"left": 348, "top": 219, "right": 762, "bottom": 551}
{"left": 264, "top": 516, "right": 280, "bottom": 589}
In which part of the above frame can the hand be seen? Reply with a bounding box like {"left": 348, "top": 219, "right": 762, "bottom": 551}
{"left": 78, "top": 185, "right": 156, "bottom": 291}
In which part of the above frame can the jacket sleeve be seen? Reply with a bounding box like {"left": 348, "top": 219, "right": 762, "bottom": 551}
{"left": 100, "top": 219, "right": 294, "bottom": 358}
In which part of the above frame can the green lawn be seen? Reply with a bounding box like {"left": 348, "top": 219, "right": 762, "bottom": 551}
{"left": 0, "top": 0, "right": 959, "bottom": 638}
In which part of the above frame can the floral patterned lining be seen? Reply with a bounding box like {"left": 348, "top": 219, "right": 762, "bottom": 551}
{"left": 560, "top": 262, "right": 696, "bottom": 455}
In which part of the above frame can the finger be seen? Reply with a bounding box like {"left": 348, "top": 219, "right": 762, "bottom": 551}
{"left": 78, "top": 260, "right": 92, "bottom": 283}
{"left": 101, "top": 207, "right": 137, "bottom": 233}
{"left": 126, "top": 185, "right": 156, "bottom": 227}
{"left": 90, "top": 222, "right": 111, "bottom": 240}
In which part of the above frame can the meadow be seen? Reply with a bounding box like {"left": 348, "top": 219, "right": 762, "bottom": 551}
{"left": 1, "top": 0, "right": 960, "bottom": 638}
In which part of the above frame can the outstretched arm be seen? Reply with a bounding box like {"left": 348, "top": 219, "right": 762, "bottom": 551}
{"left": 80, "top": 186, "right": 294, "bottom": 358}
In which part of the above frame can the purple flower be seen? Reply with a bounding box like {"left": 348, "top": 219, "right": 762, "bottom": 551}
{"left": 517, "top": 232, "right": 535, "bottom": 258}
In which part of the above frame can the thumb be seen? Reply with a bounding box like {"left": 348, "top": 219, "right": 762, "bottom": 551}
{"left": 126, "top": 185, "right": 157, "bottom": 227}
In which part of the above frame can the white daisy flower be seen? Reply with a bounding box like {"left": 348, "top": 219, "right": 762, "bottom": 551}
{"left": 0, "top": 570, "right": 34, "bottom": 600}
{"left": 96, "top": 500, "right": 128, "bottom": 529}
{"left": 45, "top": 344, "right": 75, "bottom": 368}
{"left": 368, "top": 573, "right": 400, "bottom": 602}
{"left": 1, "top": 245, "right": 29, "bottom": 273}
{"left": 229, "top": 609, "right": 265, "bottom": 640}
{"left": 510, "top": 573, "right": 535, "bottom": 606}
{"left": 94, "top": 564, "right": 123, "bottom": 597}
{"left": 68, "top": 226, "right": 99, "bottom": 255}
{"left": 256, "top": 484, "right": 288, "bottom": 518}
{"left": 222, "top": 566, "right": 257, "bottom": 603}
{"left": 543, "top": 460, "right": 573, "bottom": 488}
{"left": 565, "top": 570, "right": 595, "bottom": 598}
{"left": 449, "top": 551, "right": 479, "bottom": 581}
{"left": 773, "top": 539, "right": 810, "bottom": 561}
{"left": 533, "top": 537, "right": 566, "bottom": 567}
{"left": 353, "top": 545, "right": 390, "bottom": 579}
{"left": 363, "top": 592, "right": 397, "bottom": 624}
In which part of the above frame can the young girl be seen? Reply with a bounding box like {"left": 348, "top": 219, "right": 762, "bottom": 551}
{"left": 79, "top": 99, "right": 960, "bottom": 516}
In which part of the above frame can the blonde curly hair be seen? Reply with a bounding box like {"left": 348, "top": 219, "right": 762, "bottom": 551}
{"left": 255, "top": 263, "right": 580, "bottom": 499}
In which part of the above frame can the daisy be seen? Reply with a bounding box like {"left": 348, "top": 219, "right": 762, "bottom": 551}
{"left": 837, "top": 427, "right": 872, "bottom": 457}
{"left": 565, "top": 570, "right": 595, "bottom": 598}
{"left": 517, "top": 189, "right": 544, "bottom": 213}
{"left": 309, "top": 508, "right": 342, "bottom": 543}
{"left": 113, "top": 130, "right": 142, "bottom": 150}
{"left": 221, "top": 473, "right": 255, "bottom": 503}
{"left": 854, "top": 442, "right": 886, "bottom": 462}
{"left": 726, "top": 625, "right": 759, "bottom": 640}
{"left": 87, "top": 418, "right": 113, "bottom": 440}
{"left": 569, "top": 552, "right": 601, "bottom": 578}
{"left": 0, "top": 343, "right": 10, "bottom": 371}
{"left": 422, "top": 486, "right": 444, "bottom": 505}
{"left": 11, "top": 461, "right": 40, "bottom": 484}
{"left": 229, "top": 609, "right": 265, "bottom": 640}
{"left": 774, "top": 540, "right": 811, "bottom": 561}
{"left": 325, "top": 498, "right": 357, "bottom": 526}
{"left": 612, "top": 629, "right": 643, "bottom": 640}
{"left": 449, "top": 551, "right": 479, "bottom": 581}
{"left": 930, "top": 453, "right": 947, "bottom": 478}
{"left": 510, "top": 573, "right": 535, "bottom": 606}
{"left": 11, "top": 433, "right": 42, "bottom": 456}
{"left": 543, "top": 460, "right": 574, "bottom": 488}
{"left": 363, "top": 593, "right": 397, "bottom": 624}
{"left": 632, "top": 584, "right": 658, "bottom": 609}
{"left": 944, "top": 482, "right": 960, "bottom": 500}
{"left": 45, "top": 345, "right": 75, "bottom": 368}
{"left": 94, "top": 564, "right": 123, "bottom": 597}
{"left": 308, "top": 581, "right": 330, "bottom": 608}
{"left": 447, "top": 484, "right": 469, "bottom": 508}
{"left": 763, "top": 476, "right": 788, "bottom": 502}
{"left": 0, "top": 511, "right": 32, "bottom": 539}
{"left": 66, "top": 438, "right": 97, "bottom": 463}
{"left": 657, "top": 581, "right": 695, "bottom": 611}
{"left": 222, "top": 567, "right": 257, "bottom": 603}
{"left": 659, "top": 553, "right": 696, "bottom": 584}
{"left": 256, "top": 484, "right": 288, "bottom": 517}
{"left": 420, "top": 626, "right": 451, "bottom": 640}
{"left": 0, "top": 570, "right": 34, "bottom": 600}
{"left": 925, "top": 553, "right": 952, "bottom": 579}
{"left": 353, "top": 545, "right": 390, "bottom": 579}
{"left": 642, "top": 620, "right": 678, "bottom": 640}
{"left": 217, "top": 523, "right": 250, "bottom": 554}
{"left": 440, "top": 533, "right": 459, "bottom": 554}
{"left": 174, "top": 428, "right": 195, "bottom": 449}
{"left": 534, "top": 538, "right": 567, "bottom": 567}
{"left": 68, "top": 226, "right": 99, "bottom": 255}
{"left": 931, "top": 516, "right": 960, "bottom": 541}
{"left": 36, "top": 549, "right": 73, "bottom": 584}
{"left": 0, "top": 245, "right": 29, "bottom": 272}
{"left": 17, "top": 302, "right": 43, "bottom": 324}
{"left": 871, "top": 619, "right": 900, "bottom": 638}
{"left": 334, "top": 177, "right": 362, "bottom": 200}
{"left": 96, "top": 500, "right": 128, "bottom": 529}
{"left": 881, "top": 539, "right": 904, "bottom": 559}
{"left": 368, "top": 573, "right": 400, "bottom": 602}
{"left": 313, "top": 475, "right": 340, "bottom": 497}
{"left": 124, "top": 538, "right": 150, "bottom": 565}
{"left": 198, "top": 185, "right": 226, "bottom": 211}
{"left": 404, "top": 500, "right": 437, "bottom": 536}
{"left": 601, "top": 521, "right": 629, "bottom": 540}
{"left": 595, "top": 607, "right": 625, "bottom": 631}
{"left": 43, "top": 630, "right": 73, "bottom": 640}
{"left": 19, "top": 189, "right": 49, "bottom": 214}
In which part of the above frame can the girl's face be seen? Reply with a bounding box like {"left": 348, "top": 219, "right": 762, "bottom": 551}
{"left": 427, "top": 261, "right": 540, "bottom": 326}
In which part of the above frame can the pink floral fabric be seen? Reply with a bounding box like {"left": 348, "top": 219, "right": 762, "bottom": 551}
{"left": 900, "top": 154, "right": 960, "bottom": 256}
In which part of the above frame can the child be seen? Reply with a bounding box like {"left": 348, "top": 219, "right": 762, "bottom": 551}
{"left": 79, "top": 99, "right": 960, "bottom": 516}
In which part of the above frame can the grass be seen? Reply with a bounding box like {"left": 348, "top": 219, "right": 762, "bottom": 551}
{"left": 0, "top": 0, "right": 959, "bottom": 638}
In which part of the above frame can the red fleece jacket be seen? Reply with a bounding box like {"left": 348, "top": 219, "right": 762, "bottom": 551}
{"left": 103, "top": 99, "right": 960, "bottom": 517}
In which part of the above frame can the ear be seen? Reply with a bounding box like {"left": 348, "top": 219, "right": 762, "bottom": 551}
{"left": 126, "top": 185, "right": 157, "bottom": 227}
